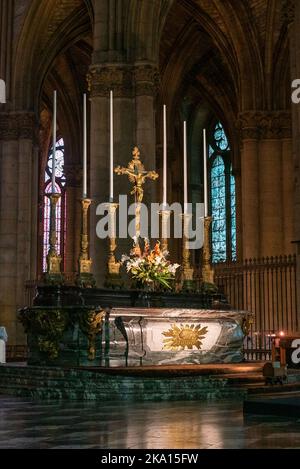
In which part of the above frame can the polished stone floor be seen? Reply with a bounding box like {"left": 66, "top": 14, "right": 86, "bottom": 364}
{"left": 0, "top": 395, "right": 300, "bottom": 449}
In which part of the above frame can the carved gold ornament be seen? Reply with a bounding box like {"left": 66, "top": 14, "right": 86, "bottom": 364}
{"left": 162, "top": 324, "right": 208, "bottom": 351}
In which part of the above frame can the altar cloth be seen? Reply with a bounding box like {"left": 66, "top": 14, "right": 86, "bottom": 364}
{"left": 103, "top": 308, "right": 251, "bottom": 366}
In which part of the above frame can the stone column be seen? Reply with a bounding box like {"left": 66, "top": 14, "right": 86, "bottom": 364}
{"left": 0, "top": 0, "right": 13, "bottom": 100}
{"left": 89, "top": 1, "right": 163, "bottom": 286}
{"left": 0, "top": 112, "right": 37, "bottom": 345}
{"left": 282, "top": 136, "right": 294, "bottom": 254}
{"left": 134, "top": 63, "right": 159, "bottom": 204}
{"left": 238, "top": 113, "right": 260, "bottom": 260}
{"left": 259, "top": 138, "right": 283, "bottom": 257}
{"left": 64, "top": 164, "right": 82, "bottom": 275}
{"left": 238, "top": 111, "right": 292, "bottom": 259}
{"left": 88, "top": 65, "right": 135, "bottom": 286}
{"left": 287, "top": 0, "right": 300, "bottom": 312}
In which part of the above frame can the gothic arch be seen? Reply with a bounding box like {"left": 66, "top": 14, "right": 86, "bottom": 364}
{"left": 12, "top": 0, "right": 92, "bottom": 111}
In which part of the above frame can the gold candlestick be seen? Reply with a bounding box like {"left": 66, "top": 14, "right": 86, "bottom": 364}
{"left": 45, "top": 193, "right": 63, "bottom": 284}
{"left": 181, "top": 213, "right": 195, "bottom": 291}
{"left": 202, "top": 216, "right": 215, "bottom": 284}
{"left": 104, "top": 202, "right": 123, "bottom": 289}
{"left": 159, "top": 209, "right": 171, "bottom": 253}
{"left": 76, "top": 198, "right": 96, "bottom": 288}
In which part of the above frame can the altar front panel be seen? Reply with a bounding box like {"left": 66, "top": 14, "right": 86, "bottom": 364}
{"left": 102, "top": 308, "right": 249, "bottom": 366}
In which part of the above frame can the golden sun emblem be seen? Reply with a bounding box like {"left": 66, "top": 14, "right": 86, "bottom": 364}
{"left": 162, "top": 324, "right": 208, "bottom": 351}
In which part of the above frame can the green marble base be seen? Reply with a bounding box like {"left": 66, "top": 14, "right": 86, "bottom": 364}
{"left": 19, "top": 306, "right": 104, "bottom": 367}
{"left": 0, "top": 365, "right": 247, "bottom": 401}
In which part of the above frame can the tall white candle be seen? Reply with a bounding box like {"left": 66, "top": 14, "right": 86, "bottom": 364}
{"left": 110, "top": 90, "right": 114, "bottom": 202}
{"left": 183, "top": 121, "right": 188, "bottom": 214}
{"left": 203, "top": 128, "right": 208, "bottom": 217}
{"left": 83, "top": 93, "right": 87, "bottom": 199}
{"left": 163, "top": 105, "right": 167, "bottom": 207}
{"left": 52, "top": 90, "right": 57, "bottom": 193}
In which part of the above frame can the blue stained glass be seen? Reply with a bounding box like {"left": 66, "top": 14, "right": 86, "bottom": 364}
{"left": 230, "top": 168, "right": 237, "bottom": 261}
{"left": 208, "top": 122, "right": 236, "bottom": 263}
{"left": 214, "top": 122, "right": 229, "bottom": 151}
{"left": 211, "top": 156, "right": 226, "bottom": 263}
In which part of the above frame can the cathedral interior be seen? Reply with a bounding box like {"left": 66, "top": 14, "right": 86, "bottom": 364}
{"left": 1, "top": 0, "right": 300, "bottom": 452}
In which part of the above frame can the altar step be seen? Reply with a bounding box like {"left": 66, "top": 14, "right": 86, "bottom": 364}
{"left": 1, "top": 363, "right": 300, "bottom": 401}
{"left": 0, "top": 363, "right": 248, "bottom": 401}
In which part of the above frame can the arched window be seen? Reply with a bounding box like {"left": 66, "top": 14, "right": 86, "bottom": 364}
{"left": 42, "top": 138, "right": 66, "bottom": 271}
{"left": 208, "top": 122, "right": 236, "bottom": 263}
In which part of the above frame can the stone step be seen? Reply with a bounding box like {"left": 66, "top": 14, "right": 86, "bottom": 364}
{"left": 0, "top": 365, "right": 246, "bottom": 401}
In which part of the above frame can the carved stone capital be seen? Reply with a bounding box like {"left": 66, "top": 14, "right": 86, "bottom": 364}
{"left": 0, "top": 112, "right": 36, "bottom": 140}
{"left": 87, "top": 65, "right": 133, "bottom": 98}
{"left": 237, "top": 111, "right": 292, "bottom": 140}
{"left": 134, "top": 64, "right": 160, "bottom": 97}
{"left": 87, "top": 63, "right": 160, "bottom": 98}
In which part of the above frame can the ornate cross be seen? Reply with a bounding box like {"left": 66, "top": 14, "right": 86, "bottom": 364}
{"left": 115, "top": 146, "right": 158, "bottom": 239}
{"left": 115, "top": 147, "right": 158, "bottom": 204}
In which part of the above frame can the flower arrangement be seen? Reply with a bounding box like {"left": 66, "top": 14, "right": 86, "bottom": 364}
{"left": 121, "top": 238, "right": 180, "bottom": 291}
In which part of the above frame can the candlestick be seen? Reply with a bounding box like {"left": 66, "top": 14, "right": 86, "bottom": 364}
{"left": 202, "top": 216, "right": 215, "bottom": 284}
{"left": 110, "top": 90, "right": 114, "bottom": 202}
{"left": 83, "top": 93, "right": 87, "bottom": 199}
{"left": 183, "top": 121, "right": 188, "bottom": 214}
{"left": 159, "top": 209, "right": 171, "bottom": 253}
{"left": 52, "top": 90, "right": 57, "bottom": 193}
{"left": 203, "top": 128, "right": 208, "bottom": 217}
{"left": 44, "top": 193, "right": 63, "bottom": 284}
{"left": 163, "top": 105, "right": 167, "bottom": 207}
{"left": 181, "top": 212, "right": 195, "bottom": 291}
{"left": 104, "top": 202, "right": 123, "bottom": 289}
{"left": 76, "top": 198, "right": 96, "bottom": 288}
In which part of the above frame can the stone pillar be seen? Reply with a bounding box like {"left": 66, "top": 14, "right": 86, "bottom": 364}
{"left": 287, "top": 0, "right": 300, "bottom": 312}
{"left": 259, "top": 138, "right": 283, "bottom": 256}
{"left": 89, "top": 1, "right": 163, "bottom": 286}
{"left": 238, "top": 114, "right": 260, "bottom": 259}
{"left": 238, "top": 111, "right": 292, "bottom": 259}
{"left": 64, "top": 164, "right": 82, "bottom": 275}
{"left": 134, "top": 63, "right": 159, "bottom": 204}
{"left": 0, "top": 112, "right": 37, "bottom": 345}
{"left": 233, "top": 169, "right": 243, "bottom": 261}
{"left": 88, "top": 65, "right": 135, "bottom": 286}
{"left": 0, "top": 0, "right": 13, "bottom": 100}
{"left": 282, "top": 137, "right": 294, "bottom": 254}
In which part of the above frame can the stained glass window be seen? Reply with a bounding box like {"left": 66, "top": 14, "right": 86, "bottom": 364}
{"left": 42, "top": 138, "right": 66, "bottom": 272}
{"left": 208, "top": 122, "right": 236, "bottom": 262}
{"left": 211, "top": 156, "right": 226, "bottom": 262}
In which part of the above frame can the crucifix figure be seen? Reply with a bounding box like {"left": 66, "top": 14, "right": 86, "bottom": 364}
{"left": 115, "top": 146, "right": 158, "bottom": 238}
{"left": 115, "top": 147, "right": 158, "bottom": 204}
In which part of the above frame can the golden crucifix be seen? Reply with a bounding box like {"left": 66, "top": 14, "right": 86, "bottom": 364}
{"left": 115, "top": 146, "right": 158, "bottom": 239}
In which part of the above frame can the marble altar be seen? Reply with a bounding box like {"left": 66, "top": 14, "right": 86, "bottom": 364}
{"left": 20, "top": 287, "right": 251, "bottom": 367}
{"left": 104, "top": 308, "right": 251, "bottom": 366}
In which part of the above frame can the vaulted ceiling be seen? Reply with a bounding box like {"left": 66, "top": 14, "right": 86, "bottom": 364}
{"left": 159, "top": 0, "right": 290, "bottom": 127}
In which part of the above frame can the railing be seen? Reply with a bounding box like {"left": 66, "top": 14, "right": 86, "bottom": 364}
{"left": 214, "top": 255, "right": 298, "bottom": 360}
